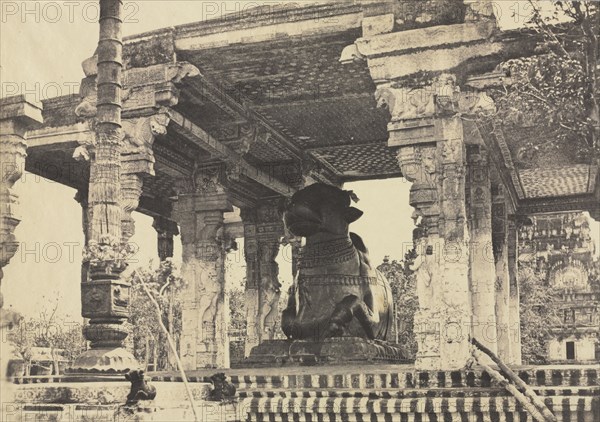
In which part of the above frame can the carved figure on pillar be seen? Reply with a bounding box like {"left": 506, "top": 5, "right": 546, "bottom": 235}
{"left": 174, "top": 168, "right": 232, "bottom": 369}
{"left": 241, "top": 201, "right": 284, "bottom": 356}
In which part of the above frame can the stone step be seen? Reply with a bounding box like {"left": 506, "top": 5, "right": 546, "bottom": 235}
{"left": 11, "top": 403, "right": 240, "bottom": 422}
{"left": 149, "top": 367, "right": 599, "bottom": 390}
{"left": 9, "top": 381, "right": 211, "bottom": 405}
{"left": 237, "top": 386, "right": 600, "bottom": 399}
{"left": 245, "top": 411, "right": 595, "bottom": 422}
{"left": 242, "top": 395, "right": 599, "bottom": 422}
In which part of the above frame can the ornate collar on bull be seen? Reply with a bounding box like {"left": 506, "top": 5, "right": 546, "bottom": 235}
{"left": 280, "top": 183, "right": 393, "bottom": 342}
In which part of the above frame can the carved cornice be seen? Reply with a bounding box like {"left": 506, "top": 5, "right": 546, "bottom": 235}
{"left": 0, "top": 95, "right": 44, "bottom": 128}
{"left": 75, "top": 60, "right": 200, "bottom": 120}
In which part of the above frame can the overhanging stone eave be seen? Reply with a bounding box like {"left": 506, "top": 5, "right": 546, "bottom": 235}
{"left": 355, "top": 20, "right": 497, "bottom": 57}
{"left": 339, "top": 171, "right": 403, "bottom": 183}
{"left": 517, "top": 192, "right": 600, "bottom": 216}
{"left": 352, "top": 24, "right": 539, "bottom": 85}
{"left": 174, "top": 9, "right": 363, "bottom": 51}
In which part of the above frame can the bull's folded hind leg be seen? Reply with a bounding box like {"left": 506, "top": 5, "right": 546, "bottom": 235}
{"left": 324, "top": 295, "right": 379, "bottom": 340}
{"left": 282, "top": 289, "right": 330, "bottom": 340}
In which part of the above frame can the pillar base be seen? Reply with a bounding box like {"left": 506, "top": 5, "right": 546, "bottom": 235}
{"left": 67, "top": 347, "right": 139, "bottom": 377}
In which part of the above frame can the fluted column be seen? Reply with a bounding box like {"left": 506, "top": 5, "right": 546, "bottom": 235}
{"left": 173, "top": 169, "right": 233, "bottom": 369}
{"left": 0, "top": 95, "right": 43, "bottom": 311}
{"left": 241, "top": 201, "right": 284, "bottom": 356}
{"left": 466, "top": 146, "right": 498, "bottom": 355}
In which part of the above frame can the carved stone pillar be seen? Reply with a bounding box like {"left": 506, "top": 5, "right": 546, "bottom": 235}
{"left": 491, "top": 180, "right": 511, "bottom": 361}
{"left": 384, "top": 77, "right": 471, "bottom": 369}
{"left": 0, "top": 95, "right": 43, "bottom": 311}
{"left": 466, "top": 145, "right": 498, "bottom": 355}
{"left": 70, "top": 114, "right": 169, "bottom": 373}
{"left": 153, "top": 216, "right": 179, "bottom": 261}
{"left": 507, "top": 219, "right": 522, "bottom": 364}
{"left": 173, "top": 170, "right": 233, "bottom": 369}
{"left": 345, "top": 9, "right": 503, "bottom": 369}
{"left": 241, "top": 201, "right": 285, "bottom": 356}
{"left": 376, "top": 73, "right": 489, "bottom": 369}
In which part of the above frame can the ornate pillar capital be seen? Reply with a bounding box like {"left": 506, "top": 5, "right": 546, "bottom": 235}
{"left": 375, "top": 75, "right": 495, "bottom": 148}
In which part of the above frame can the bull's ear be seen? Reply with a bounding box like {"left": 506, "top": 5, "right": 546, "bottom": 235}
{"left": 344, "top": 207, "right": 363, "bottom": 223}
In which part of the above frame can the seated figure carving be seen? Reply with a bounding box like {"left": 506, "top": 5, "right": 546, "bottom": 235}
{"left": 281, "top": 183, "right": 392, "bottom": 341}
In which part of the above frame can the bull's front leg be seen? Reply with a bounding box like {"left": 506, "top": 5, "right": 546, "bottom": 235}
{"left": 282, "top": 285, "right": 333, "bottom": 340}
{"left": 324, "top": 295, "right": 379, "bottom": 340}
{"left": 281, "top": 286, "right": 298, "bottom": 339}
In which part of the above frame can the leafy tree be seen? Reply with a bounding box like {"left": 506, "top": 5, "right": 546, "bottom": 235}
{"left": 518, "top": 262, "right": 562, "bottom": 364}
{"left": 227, "top": 285, "right": 247, "bottom": 363}
{"left": 6, "top": 317, "right": 34, "bottom": 376}
{"left": 128, "top": 259, "right": 185, "bottom": 371}
{"left": 6, "top": 308, "right": 85, "bottom": 375}
{"left": 377, "top": 249, "right": 418, "bottom": 359}
{"left": 492, "top": 1, "right": 599, "bottom": 157}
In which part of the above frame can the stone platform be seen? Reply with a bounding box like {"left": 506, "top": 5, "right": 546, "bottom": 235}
{"left": 6, "top": 365, "right": 599, "bottom": 421}
{"left": 242, "top": 338, "right": 409, "bottom": 367}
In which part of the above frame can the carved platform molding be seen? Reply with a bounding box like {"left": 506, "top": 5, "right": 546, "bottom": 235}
{"left": 245, "top": 338, "right": 408, "bottom": 367}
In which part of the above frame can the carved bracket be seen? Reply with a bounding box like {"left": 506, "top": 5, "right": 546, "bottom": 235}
{"left": 375, "top": 74, "right": 495, "bottom": 124}
{"left": 76, "top": 58, "right": 200, "bottom": 120}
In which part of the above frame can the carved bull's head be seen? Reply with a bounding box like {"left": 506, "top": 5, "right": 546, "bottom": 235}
{"left": 282, "top": 183, "right": 362, "bottom": 237}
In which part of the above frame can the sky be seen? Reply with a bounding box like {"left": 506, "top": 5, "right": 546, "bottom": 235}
{"left": 1, "top": 1, "right": 599, "bottom": 321}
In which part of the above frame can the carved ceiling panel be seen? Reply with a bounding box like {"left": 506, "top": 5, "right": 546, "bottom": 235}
{"left": 310, "top": 143, "right": 401, "bottom": 179}
{"left": 177, "top": 31, "right": 372, "bottom": 106}
{"left": 257, "top": 95, "right": 390, "bottom": 149}
{"left": 518, "top": 165, "right": 595, "bottom": 199}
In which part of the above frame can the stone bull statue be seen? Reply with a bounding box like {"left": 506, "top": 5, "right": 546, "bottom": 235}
{"left": 281, "top": 183, "right": 393, "bottom": 341}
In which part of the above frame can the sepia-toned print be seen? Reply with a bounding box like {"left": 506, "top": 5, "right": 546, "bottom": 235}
{"left": 1, "top": 1, "right": 599, "bottom": 421}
